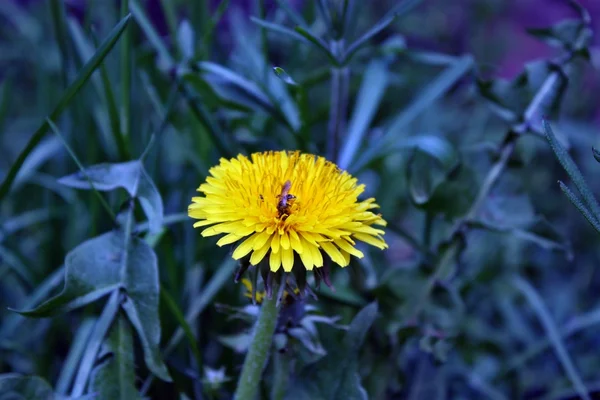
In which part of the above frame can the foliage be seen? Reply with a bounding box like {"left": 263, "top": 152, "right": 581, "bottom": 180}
{"left": 1, "top": 0, "right": 599, "bottom": 399}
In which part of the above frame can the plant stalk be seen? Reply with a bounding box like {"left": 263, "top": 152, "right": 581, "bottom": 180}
{"left": 271, "top": 351, "right": 291, "bottom": 400}
{"left": 327, "top": 40, "right": 349, "bottom": 162}
{"left": 234, "top": 284, "right": 280, "bottom": 400}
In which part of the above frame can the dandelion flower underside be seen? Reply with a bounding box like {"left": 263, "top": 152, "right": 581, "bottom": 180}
{"left": 188, "top": 151, "right": 387, "bottom": 272}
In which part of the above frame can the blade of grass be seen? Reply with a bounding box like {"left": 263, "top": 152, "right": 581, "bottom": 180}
{"left": 294, "top": 26, "right": 340, "bottom": 65}
{"left": 49, "top": 0, "right": 71, "bottom": 86}
{"left": 70, "top": 291, "right": 121, "bottom": 397}
{"left": 0, "top": 208, "right": 58, "bottom": 242}
{"left": 141, "top": 258, "right": 237, "bottom": 394}
{"left": 0, "top": 79, "right": 10, "bottom": 131}
{"left": 179, "top": 84, "right": 236, "bottom": 158}
{"left": 274, "top": 0, "right": 308, "bottom": 28}
{"left": 165, "top": 258, "right": 237, "bottom": 356}
{"left": 138, "top": 76, "right": 180, "bottom": 162}
{"left": 0, "top": 266, "right": 64, "bottom": 339}
{"left": 338, "top": 60, "right": 389, "bottom": 169}
{"left": 544, "top": 120, "right": 600, "bottom": 220}
{"left": 55, "top": 319, "right": 95, "bottom": 395}
{"left": 513, "top": 276, "right": 590, "bottom": 400}
{"left": 67, "top": 18, "right": 125, "bottom": 159}
{"left": 315, "top": 0, "right": 334, "bottom": 34}
{"left": 47, "top": 118, "right": 117, "bottom": 222}
{"left": 120, "top": 0, "right": 132, "bottom": 149}
{"left": 158, "top": 0, "right": 178, "bottom": 45}
{"left": 160, "top": 288, "right": 203, "bottom": 372}
{"left": 558, "top": 181, "right": 600, "bottom": 234}
{"left": 250, "top": 17, "right": 313, "bottom": 45}
{"left": 0, "top": 245, "right": 35, "bottom": 287}
{"left": 342, "top": 0, "right": 421, "bottom": 64}
{"left": 129, "top": 0, "right": 174, "bottom": 69}
{"left": 91, "top": 30, "right": 127, "bottom": 160}
{"left": 250, "top": 17, "right": 338, "bottom": 65}
{"left": 202, "top": 0, "right": 232, "bottom": 56}
{"left": 351, "top": 54, "right": 473, "bottom": 173}
{"left": 136, "top": 212, "right": 188, "bottom": 233}
{"left": 0, "top": 14, "right": 131, "bottom": 201}
{"left": 503, "top": 307, "right": 600, "bottom": 376}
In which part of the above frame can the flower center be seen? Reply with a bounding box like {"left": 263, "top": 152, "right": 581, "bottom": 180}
{"left": 276, "top": 180, "right": 296, "bottom": 219}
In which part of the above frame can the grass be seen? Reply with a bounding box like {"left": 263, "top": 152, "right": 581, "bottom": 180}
{"left": 1, "top": 0, "right": 600, "bottom": 399}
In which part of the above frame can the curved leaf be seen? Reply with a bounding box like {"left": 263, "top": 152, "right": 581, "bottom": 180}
{"left": 286, "top": 302, "right": 378, "bottom": 400}
{"left": 59, "top": 161, "right": 163, "bottom": 233}
{"left": 13, "top": 231, "right": 170, "bottom": 382}
{"left": 0, "top": 374, "right": 54, "bottom": 400}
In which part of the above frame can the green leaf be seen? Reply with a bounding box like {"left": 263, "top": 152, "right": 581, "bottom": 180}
{"left": 293, "top": 26, "right": 339, "bottom": 65}
{"left": 478, "top": 60, "right": 566, "bottom": 125}
{"left": 56, "top": 319, "right": 96, "bottom": 395}
{"left": 592, "top": 147, "right": 600, "bottom": 163}
{"left": 558, "top": 181, "right": 600, "bottom": 235}
{"left": 545, "top": 121, "right": 600, "bottom": 222}
{"left": 196, "top": 61, "right": 273, "bottom": 112}
{"left": 476, "top": 189, "right": 535, "bottom": 230}
{"left": 471, "top": 217, "right": 572, "bottom": 259}
{"left": 90, "top": 315, "right": 142, "bottom": 400}
{"left": 250, "top": 17, "right": 312, "bottom": 46}
{"left": 59, "top": 161, "right": 164, "bottom": 233}
{"left": 351, "top": 55, "right": 473, "bottom": 172}
{"left": 286, "top": 303, "right": 378, "bottom": 400}
{"left": 342, "top": 0, "right": 421, "bottom": 64}
{"left": 177, "top": 19, "right": 195, "bottom": 60}
{"left": 407, "top": 150, "right": 447, "bottom": 206}
{"left": 0, "top": 14, "right": 131, "bottom": 201}
{"left": 527, "top": 19, "right": 585, "bottom": 48}
{"left": 129, "top": 0, "right": 174, "bottom": 69}
{"left": 338, "top": 60, "right": 389, "bottom": 170}
{"left": 514, "top": 277, "right": 591, "bottom": 400}
{"left": 273, "top": 67, "right": 298, "bottom": 86}
{"left": 0, "top": 374, "right": 54, "bottom": 400}
{"left": 14, "top": 231, "right": 170, "bottom": 381}
{"left": 420, "top": 164, "right": 479, "bottom": 219}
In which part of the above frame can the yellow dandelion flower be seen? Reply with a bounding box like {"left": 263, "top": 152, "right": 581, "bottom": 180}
{"left": 188, "top": 151, "right": 387, "bottom": 273}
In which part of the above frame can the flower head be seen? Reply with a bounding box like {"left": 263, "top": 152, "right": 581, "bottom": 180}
{"left": 188, "top": 151, "right": 387, "bottom": 273}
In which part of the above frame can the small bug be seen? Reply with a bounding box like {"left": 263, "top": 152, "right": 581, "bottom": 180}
{"left": 277, "top": 180, "right": 296, "bottom": 217}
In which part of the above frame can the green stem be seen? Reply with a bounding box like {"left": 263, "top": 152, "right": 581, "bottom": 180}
{"left": 234, "top": 286, "right": 281, "bottom": 400}
{"left": 271, "top": 351, "right": 291, "bottom": 400}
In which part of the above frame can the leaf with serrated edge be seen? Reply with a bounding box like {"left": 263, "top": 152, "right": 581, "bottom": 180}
{"left": 286, "top": 302, "right": 378, "bottom": 400}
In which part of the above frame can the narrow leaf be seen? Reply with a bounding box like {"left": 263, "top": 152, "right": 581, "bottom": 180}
{"left": 293, "top": 26, "right": 339, "bottom": 65}
{"left": 351, "top": 55, "right": 473, "bottom": 172}
{"left": 0, "top": 14, "right": 131, "bottom": 201}
{"left": 558, "top": 181, "right": 600, "bottom": 234}
{"left": 90, "top": 315, "right": 142, "bottom": 400}
{"left": 273, "top": 67, "right": 298, "bottom": 86}
{"left": 545, "top": 121, "right": 600, "bottom": 221}
{"left": 338, "top": 60, "right": 389, "bottom": 169}
{"left": 71, "top": 291, "right": 122, "bottom": 397}
{"left": 514, "top": 277, "right": 591, "bottom": 400}
{"left": 343, "top": 0, "right": 421, "bottom": 64}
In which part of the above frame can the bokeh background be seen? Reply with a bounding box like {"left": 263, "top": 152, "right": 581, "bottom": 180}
{"left": 1, "top": 0, "right": 600, "bottom": 399}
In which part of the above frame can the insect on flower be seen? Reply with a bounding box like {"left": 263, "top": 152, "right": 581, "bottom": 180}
{"left": 277, "top": 180, "right": 296, "bottom": 217}
{"left": 188, "top": 151, "right": 387, "bottom": 282}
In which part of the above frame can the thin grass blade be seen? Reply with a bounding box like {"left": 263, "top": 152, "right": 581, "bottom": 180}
{"left": 0, "top": 14, "right": 131, "bottom": 201}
